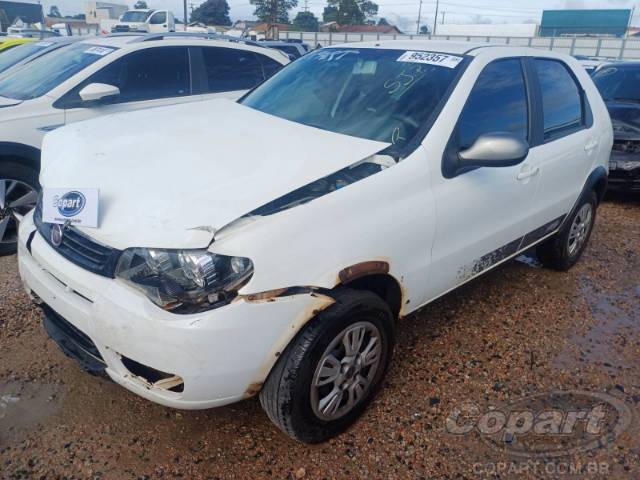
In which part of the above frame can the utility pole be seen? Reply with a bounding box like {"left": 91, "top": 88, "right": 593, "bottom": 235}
{"left": 183, "top": 0, "right": 188, "bottom": 30}
{"left": 303, "top": 0, "right": 309, "bottom": 13}
{"left": 433, "top": 0, "right": 439, "bottom": 35}
{"left": 416, "top": 0, "right": 422, "bottom": 35}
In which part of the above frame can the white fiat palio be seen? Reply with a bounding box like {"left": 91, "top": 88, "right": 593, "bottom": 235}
{"left": 18, "top": 41, "right": 612, "bottom": 443}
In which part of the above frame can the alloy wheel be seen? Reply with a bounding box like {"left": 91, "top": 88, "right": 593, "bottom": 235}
{"left": 567, "top": 203, "right": 593, "bottom": 257}
{"left": 0, "top": 179, "right": 38, "bottom": 246}
{"left": 310, "top": 321, "right": 382, "bottom": 421}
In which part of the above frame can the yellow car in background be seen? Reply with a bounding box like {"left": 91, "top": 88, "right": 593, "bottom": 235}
{"left": 0, "top": 37, "right": 35, "bottom": 53}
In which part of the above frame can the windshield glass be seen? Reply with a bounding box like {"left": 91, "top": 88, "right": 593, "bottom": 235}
{"left": 0, "top": 43, "right": 116, "bottom": 100}
{"left": 593, "top": 65, "right": 640, "bottom": 102}
{"left": 121, "top": 11, "right": 152, "bottom": 22}
{"left": 242, "top": 48, "right": 464, "bottom": 147}
{"left": 0, "top": 41, "right": 50, "bottom": 74}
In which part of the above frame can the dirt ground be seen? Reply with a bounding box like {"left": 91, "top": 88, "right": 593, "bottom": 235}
{"left": 0, "top": 193, "right": 638, "bottom": 480}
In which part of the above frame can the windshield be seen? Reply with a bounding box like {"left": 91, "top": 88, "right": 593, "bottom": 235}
{"left": 0, "top": 41, "right": 50, "bottom": 74}
{"left": 242, "top": 48, "right": 464, "bottom": 147}
{"left": 0, "top": 43, "right": 117, "bottom": 100}
{"left": 121, "top": 11, "right": 152, "bottom": 22}
{"left": 593, "top": 65, "right": 640, "bottom": 102}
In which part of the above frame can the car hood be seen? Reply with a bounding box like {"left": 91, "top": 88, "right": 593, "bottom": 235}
{"left": 40, "top": 99, "right": 389, "bottom": 250}
{"left": 606, "top": 100, "right": 640, "bottom": 140}
{"left": 0, "top": 95, "right": 22, "bottom": 108}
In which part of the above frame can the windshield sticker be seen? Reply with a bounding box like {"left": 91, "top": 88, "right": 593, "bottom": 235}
{"left": 35, "top": 41, "right": 54, "bottom": 47}
{"left": 84, "top": 46, "right": 115, "bottom": 56}
{"left": 353, "top": 60, "right": 377, "bottom": 75}
{"left": 397, "top": 51, "right": 463, "bottom": 68}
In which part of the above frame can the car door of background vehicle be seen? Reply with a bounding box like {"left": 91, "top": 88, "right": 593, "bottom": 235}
{"left": 147, "top": 11, "right": 169, "bottom": 33}
{"left": 425, "top": 57, "right": 541, "bottom": 301}
{"left": 193, "top": 46, "right": 284, "bottom": 101}
{"left": 521, "top": 58, "right": 596, "bottom": 238}
{"left": 60, "top": 46, "right": 200, "bottom": 125}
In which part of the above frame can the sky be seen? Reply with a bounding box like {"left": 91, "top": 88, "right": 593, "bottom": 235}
{"left": 29, "top": 0, "right": 640, "bottom": 33}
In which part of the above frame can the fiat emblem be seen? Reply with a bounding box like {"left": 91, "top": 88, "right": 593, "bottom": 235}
{"left": 51, "top": 224, "right": 64, "bottom": 247}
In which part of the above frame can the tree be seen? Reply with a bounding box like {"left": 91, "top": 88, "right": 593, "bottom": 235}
{"left": 134, "top": 0, "right": 148, "bottom": 8}
{"left": 190, "top": 0, "right": 231, "bottom": 25}
{"left": 377, "top": 17, "right": 388, "bottom": 26}
{"left": 324, "top": 0, "right": 378, "bottom": 25}
{"left": 48, "top": 5, "right": 62, "bottom": 18}
{"left": 419, "top": 24, "right": 430, "bottom": 34}
{"left": 250, "top": 0, "right": 298, "bottom": 24}
{"left": 292, "top": 11, "right": 318, "bottom": 31}
{"left": 322, "top": 5, "right": 338, "bottom": 23}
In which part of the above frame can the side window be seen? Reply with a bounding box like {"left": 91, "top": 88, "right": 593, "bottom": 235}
{"left": 258, "top": 54, "right": 284, "bottom": 79}
{"left": 150, "top": 12, "right": 166, "bottom": 24}
{"left": 533, "top": 59, "right": 583, "bottom": 140}
{"left": 201, "top": 47, "right": 264, "bottom": 93}
{"left": 458, "top": 58, "right": 528, "bottom": 149}
{"left": 87, "top": 47, "right": 190, "bottom": 103}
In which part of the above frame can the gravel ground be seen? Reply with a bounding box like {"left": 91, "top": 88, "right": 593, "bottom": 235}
{"left": 0, "top": 194, "right": 639, "bottom": 479}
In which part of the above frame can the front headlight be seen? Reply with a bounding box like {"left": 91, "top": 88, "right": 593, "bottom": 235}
{"left": 115, "top": 248, "right": 253, "bottom": 313}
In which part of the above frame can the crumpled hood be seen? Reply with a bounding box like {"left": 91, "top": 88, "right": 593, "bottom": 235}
{"left": 40, "top": 99, "right": 388, "bottom": 250}
{"left": 606, "top": 100, "right": 640, "bottom": 139}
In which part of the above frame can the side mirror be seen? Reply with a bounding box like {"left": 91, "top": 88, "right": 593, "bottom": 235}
{"left": 79, "top": 83, "right": 120, "bottom": 103}
{"left": 459, "top": 132, "right": 529, "bottom": 168}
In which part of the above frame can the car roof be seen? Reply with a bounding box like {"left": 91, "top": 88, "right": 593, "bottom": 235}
{"left": 329, "top": 40, "right": 491, "bottom": 55}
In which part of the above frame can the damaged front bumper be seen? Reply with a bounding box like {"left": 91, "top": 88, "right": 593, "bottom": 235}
{"left": 17, "top": 211, "right": 334, "bottom": 409}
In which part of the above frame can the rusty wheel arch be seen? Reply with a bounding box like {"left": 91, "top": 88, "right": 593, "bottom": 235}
{"left": 336, "top": 262, "right": 404, "bottom": 319}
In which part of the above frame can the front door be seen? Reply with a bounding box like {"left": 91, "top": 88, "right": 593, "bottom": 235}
{"left": 62, "top": 46, "right": 197, "bottom": 126}
{"left": 425, "top": 58, "right": 540, "bottom": 301}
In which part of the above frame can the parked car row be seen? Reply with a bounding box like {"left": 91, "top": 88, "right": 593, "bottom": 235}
{"left": 0, "top": 38, "right": 619, "bottom": 443}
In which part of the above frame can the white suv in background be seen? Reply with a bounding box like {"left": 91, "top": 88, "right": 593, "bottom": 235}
{"left": 0, "top": 33, "right": 289, "bottom": 254}
{"left": 18, "top": 42, "right": 611, "bottom": 443}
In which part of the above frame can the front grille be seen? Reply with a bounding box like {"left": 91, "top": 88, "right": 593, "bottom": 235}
{"left": 612, "top": 139, "right": 640, "bottom": 154}
{"left": 34, "top": 198, "right": 122, "bottom": 278}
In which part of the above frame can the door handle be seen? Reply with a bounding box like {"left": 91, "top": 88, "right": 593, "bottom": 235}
{"left": 516, "top": 167, "right": 540, "bottom": 181}
{"left": 584, "top": 139, "right": 599, "bottom": 151}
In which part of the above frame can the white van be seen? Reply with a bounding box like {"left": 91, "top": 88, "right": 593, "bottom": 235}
{"left": 111, "top": 9, "right": 175, "bottom": 33}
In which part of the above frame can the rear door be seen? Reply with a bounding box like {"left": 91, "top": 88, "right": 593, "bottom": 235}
{"left": 193, "top": 46, "right": 283, "bottom": 101}
{"left": 522, "top": 58, "right": 596, "bottom": 238}
{"left": 61, "top": 46, "right": 200, "bottom": 125}
{"left": 425, "top": 57, "right": 541, "bottom": 299}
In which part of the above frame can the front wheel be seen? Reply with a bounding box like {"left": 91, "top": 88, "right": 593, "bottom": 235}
{"left": 0, "top": 162, "right": 40, "bottom": 256}
{"left": 260, "top": 289, "right": 394, "bottom": 443}
{"left": 536, "top": 191, "right": 597, "bottom": 271}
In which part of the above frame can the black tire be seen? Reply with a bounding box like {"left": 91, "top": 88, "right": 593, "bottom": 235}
{"left": 536, "top": 190, "right": 598, "bottom": 271}
{"left": 260, "top": 289, "right": 395, "bottom": 443}
{"left": 0, "top": 161, "right": 40, "bottom": 256}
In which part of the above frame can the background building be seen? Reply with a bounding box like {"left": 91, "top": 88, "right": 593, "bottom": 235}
{"left": 436, "top": 23, "right": 538, "bottom": 38}
{"left": 84, "top": 1, "right": 128, "bottom": 25}
{"left": 539, "top": 9, "right": 632, "bottom": 37}
{"left": 0, "top": 0, "right": 43, "bottom": 32}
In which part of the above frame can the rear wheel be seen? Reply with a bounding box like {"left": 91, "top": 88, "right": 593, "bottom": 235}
{"left": 0, "top": 162, "right": 39, "bottom": 256}
{"left": 260, "top": 289, "right": 394, "bottom": 443}
{"left": 536, "top": 191, "right": 597, "bottom": 271}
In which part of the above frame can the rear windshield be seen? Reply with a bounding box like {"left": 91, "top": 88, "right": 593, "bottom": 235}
{"left": 242, "top": 48, "right": 464, "bottom": 148}
{"left": 593, "top": 65, "right": 640, "bottom": 103}
{"left": 0, "top": 41, "right": 51, "bottom": 74}
{"left": 121, "top": 11, "right": 152, "bottom": 22}
{"left": 0, "top": 43, "right": 117, "bottom": 100}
